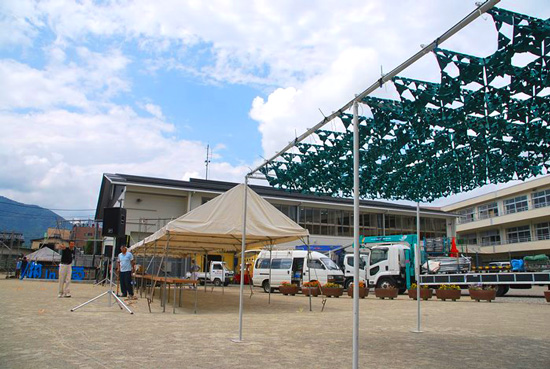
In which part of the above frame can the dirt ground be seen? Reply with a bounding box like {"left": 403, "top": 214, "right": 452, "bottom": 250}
{"left": 0, "top": 278, "right": 548, "bottom": 369}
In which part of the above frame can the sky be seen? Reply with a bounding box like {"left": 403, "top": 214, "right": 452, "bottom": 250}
{"left": 0, "top": 0, "right": 548, "bottom": 220}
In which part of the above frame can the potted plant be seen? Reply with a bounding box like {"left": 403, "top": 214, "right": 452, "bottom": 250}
{"left": 468, "top": 284, "right": 497, "bottom": 302}
{"left": 302, "top": 280, "right": 321, "bottom": 297}
{"left": 408, "top": 283, "right": 433, "bottom": 300}
{"left": 279, "top": 281, "right": 299, "bottom": 296}
{"left": 322, "top": 282, "right": 343, "bottom": 298}
{"left": 375, "top": 286, "right": 398, "bottom": 299}
{"left": 435, "top": 284, "right": 461, "bottom": 301}
{"left": 347, "top": 280, "right": 369, "bottom": 298}
{"left": 544, "top": 287, "right": 550, "bottom": 303}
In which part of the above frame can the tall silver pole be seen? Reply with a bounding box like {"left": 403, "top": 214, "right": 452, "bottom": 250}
{"left": 413, "top": 202, "right": 422, "bottom": 333}
{"left": 352, "top": 100, "right": 360, "bottom": 369}
{"left": 237, "top": 178, "right": 249, "bottom": 342}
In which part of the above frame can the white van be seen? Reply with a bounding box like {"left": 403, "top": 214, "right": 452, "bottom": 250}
{"left": 253, "top": 250, "right": 344, "bottom": 293}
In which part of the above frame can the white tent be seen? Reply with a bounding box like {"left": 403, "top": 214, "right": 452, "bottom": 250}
{"left": 25, "top": 247, "right": 61, "bottom": 263}
{"left": 129, "top": 183, "right": 309, "bottom": 257}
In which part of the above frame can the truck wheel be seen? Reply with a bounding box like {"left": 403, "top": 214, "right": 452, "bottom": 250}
{"left": 198, "top": 279, "right": 205, "bottom": 286}
{"left": 496, "top": 285, "right": 509, "bottom": 297}
{"left": 213, "top": 278, "right": 222, "bottom": 287}
{"left": 344, "top": 279, "right": 353, "bottom": 290}
{"left": 262, "top": 280, "right": 271, "bottom": 293}
{"left": 376, "top": 277, "right": 397, "bottom": 290}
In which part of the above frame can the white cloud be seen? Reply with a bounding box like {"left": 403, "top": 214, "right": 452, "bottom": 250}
{"left": 1, "top": 0, "right": 549, "bottom": 214}
{"left": 0, "top": 107, "right": 249, "bottom": 211}
{"left": 142, "top": 103, "right": 164, "bottom": 120}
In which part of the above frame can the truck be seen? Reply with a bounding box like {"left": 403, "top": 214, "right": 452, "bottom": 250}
{"left": 328, "top": 245, "right": 369, "bottom": 289}
{"left": 192, "top": 261, "right": 234, "bottom": 287}
{"left": 253, "top": 249, "right": 345, "bottom": 293}
{"left": 358, "top": 235, "right": 550, "bottom": 296}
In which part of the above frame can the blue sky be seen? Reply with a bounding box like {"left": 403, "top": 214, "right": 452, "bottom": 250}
{"left": 0, "top": 0, "right": 548, "bottom": 220}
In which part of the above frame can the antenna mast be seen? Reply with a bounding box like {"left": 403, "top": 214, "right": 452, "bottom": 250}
{"left": 205, "top": 144, "right": 211, "bottom": 180}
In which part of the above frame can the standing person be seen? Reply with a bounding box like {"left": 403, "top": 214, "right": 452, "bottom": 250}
{"left": 19, "top": 257, "right": 28, "bottom": 280}
{"left": 117, "top": 245, "right": 136, "bottom": 300}
{"left": 57, "top": 242, "right": 75, "bottom": 297}
{"left": 15, "top": 257, "right": 22, "bottom": 279}
{"left": 190, "top": 259, "right": 200, "bottom": 289}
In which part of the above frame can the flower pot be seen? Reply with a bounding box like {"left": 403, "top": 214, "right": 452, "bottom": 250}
{"left": 322, "top": 287, "right": 343, "bottom": 298}
{"left": 279, "top": 285, "right": 299, "bottom": 296}
{"left": 469, "top": 289, "right": 496, "bottom": 302}
{"left": 544, "top": 290, "right": 550, "bottom": 303}
{"left": 347, "top": 287, "right": 369, "bottom": 299}
{"left": 436, "top": 289, "right": 461, "bottom": 301}
{"left": 408, "top": 288, "right": 433, "bottom": 301}
{"left": 375, "top": 288, "right": 398, "bottom": 300}
{"left": 302, "top": 286, "right": 320, "bottom": 297}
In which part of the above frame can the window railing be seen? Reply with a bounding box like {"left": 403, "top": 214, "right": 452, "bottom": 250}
{"left": 456, "top": 197, "right": 549, "bottom": 224}
{"left": 462, "top": 236, "right": 543, "bottom": 248}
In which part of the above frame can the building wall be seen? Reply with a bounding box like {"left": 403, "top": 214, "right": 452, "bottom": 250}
{"left": 442, "top": 176, "right": 550, "bottom": 259}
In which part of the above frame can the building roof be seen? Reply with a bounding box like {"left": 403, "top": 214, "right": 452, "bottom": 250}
{"left": 95, "top": 173, "right": 453, "bottom": 220}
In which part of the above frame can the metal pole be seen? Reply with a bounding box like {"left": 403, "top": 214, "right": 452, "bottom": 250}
{"left": 268, "top": 245, "right": 273, "bottom": 304}
{"left": 307, "top": 241, "right": 312, "bottom": 312}
{"left": 352, "top": 100, "right": 360, "bottom": 369}
{"left": 8, "top": 232, "right": 14, "bottom": 278}
{"left": 163, "top": 233, "right": 170, "bottom": 313}
{"left": 237, "top": 179, "right": 249, "bottom": 342}
{"left": 413, "top": 202, "right": 422, "bottom": 333}
{"left": 246, "top": 0, "right": 501, "bottom": 177}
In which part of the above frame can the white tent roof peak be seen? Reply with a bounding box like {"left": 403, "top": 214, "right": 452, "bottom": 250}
{"left": 129, "top": 184, "right": 309, "bottom": 256}
{"left": 25, "top": 247, "right": 61, "bottom": 262}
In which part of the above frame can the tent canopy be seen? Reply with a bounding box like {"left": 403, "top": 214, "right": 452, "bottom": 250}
{"left": 25, "top": 247, "right": 61, "bottom": 262}
{"left": 129, "top": 184, "right": 309, "bottom": 258}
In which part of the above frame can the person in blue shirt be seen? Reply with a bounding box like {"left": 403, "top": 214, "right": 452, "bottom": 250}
{"left": 117, "top": 245, "right": 136, "bottom": 300}
{"left": 15, "top": 257, "right": 22, "bottom": 279}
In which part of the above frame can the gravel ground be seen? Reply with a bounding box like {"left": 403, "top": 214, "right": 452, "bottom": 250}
{"left": 0, "top": 278, "right": 548, "bottom": 369}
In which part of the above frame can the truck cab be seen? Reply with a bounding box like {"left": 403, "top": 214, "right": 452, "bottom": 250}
{"left": 342, "top": 253, "right": 369, "bottom": 289}
{"left": 366, "top": 243, "right": 410, "bottom": 293}
{"left": 194, "top": 261, "right": 234, "bottom": 287}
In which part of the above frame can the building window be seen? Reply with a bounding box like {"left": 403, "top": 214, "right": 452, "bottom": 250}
{"left": 478, "top": 202, "right": 499, "bottom": 220}
{"left": 480, "top": 230, "right": 500, "bottom": 246}
{"left": 384, "top": 215, "right": 397, "bottom": 229}
{"left": 532, "top": 189, "right": 550, "bottom": 209}
{"left": 506, "top": 225, "right": 531, "bottom": 244}
{"left": 457, "top": 207, "right": 475, "bottom": 224}
{"left": 273, "top": 204, "right": 298, "bottom": 222}
{"left": 535, "top": 222, "right": 550, "bottom": 241}
{"left": 504, "top": 195, "right": 528, "bottom": 214}
{"left": 458, "top": 233, "right": 477, "bottom": 245}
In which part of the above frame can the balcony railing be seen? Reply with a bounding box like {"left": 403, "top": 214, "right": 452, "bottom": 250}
{"left": 460, "top": 235, "right": 548, "bottom": 248}
{"left": 457, "top": 197, "right": 549, "bottom": 224}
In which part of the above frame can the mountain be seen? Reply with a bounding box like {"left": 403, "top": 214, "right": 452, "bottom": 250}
{"left": 0, "top": 196, "right": 68, "bottom": 247}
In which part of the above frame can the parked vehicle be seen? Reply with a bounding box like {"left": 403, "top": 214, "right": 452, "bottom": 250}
{"left": 192, "top": 261, "right": 234, "bottom": 287}
{"left": 253, "top": 250, "right": 344, "bottom": 293}
{"left": 328, "top": 245, "right": 369, "bottom": 289}
{"left": 359, "top": 235, "right": 550, "bottom": 297}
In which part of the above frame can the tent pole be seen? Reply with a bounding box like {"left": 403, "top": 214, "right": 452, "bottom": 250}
{"left": 204, "top": 251, "right": 208, "bottom": 293}
{"left": 236, "top": 177, "right": 249, "bottom": 342}
{"left": 194, "top": 252, "right": 198, "bottom": 314}
{"left": 412, "top": 202, "right": 422, "bottom": 333}
{"left": 307, "top": 238, "right": 312, "bottom": 312}
{"left": 352, "top": 99, "right": 360, "bottom": 369}
{"left": 268, "top": 245, "right": 272, "bottom": 304}
{"left": 163, "top": 232, "right": 170, "bottom": 313}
